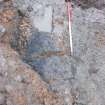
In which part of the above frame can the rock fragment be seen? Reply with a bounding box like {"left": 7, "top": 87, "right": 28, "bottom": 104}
{"left": 33, "top": 6, "right": 53, "bottom": 33}
{"left": 0, "top": 25, "right": 5, "bottom": 38}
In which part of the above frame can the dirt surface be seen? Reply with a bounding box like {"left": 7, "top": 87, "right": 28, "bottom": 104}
{"left": 0, "top": 43, "right": 64, "bottom": 105}
{"left": 0, "top": 0, "right": 105, "bottom": 105}
{"left": 0, "top": 1, "right": 65, "bottom": 105}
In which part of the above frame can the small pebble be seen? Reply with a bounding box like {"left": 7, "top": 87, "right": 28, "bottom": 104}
{"left": 15, "top": 75, "right": 23, "bottom": 82}
{"left": 0, "top": 25, "right": 5, "bottom": 33}
{"left": 0, "top": 93, "right": 6, "bottom": 105}
{"left": 0, "top": 25, "right": 6, "bottom": 38}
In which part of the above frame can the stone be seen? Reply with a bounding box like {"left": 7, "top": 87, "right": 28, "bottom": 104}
{"left": 0, "top": 25, "right": 5, "bottom": 38}
{"left": 14, "top": 75, "right": 23, "bottom": 82}
{"left": 33, "top": 6, "right": 53, "bottom": 33}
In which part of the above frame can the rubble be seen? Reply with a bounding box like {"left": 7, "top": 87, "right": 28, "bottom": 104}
{"left": 0, "top": 43, "right": 65, "bottom": 105}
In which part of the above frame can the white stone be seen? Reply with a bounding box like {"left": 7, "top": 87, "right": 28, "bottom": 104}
{"left": 0, "top": 25, "right": 5, "bottom": 38}
{"left": 33, "top": 6, "right": 53, "bottom": 33}
{"left": 15, "top": 75, "right": 23, "bottom": 82}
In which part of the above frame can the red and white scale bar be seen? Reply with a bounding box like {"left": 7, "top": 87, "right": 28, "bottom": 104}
{"left": 66, "top": 0, "right": 81, "bottom": 55}
{"left": 66, "top": 0, "right": 73, "bottom": 55}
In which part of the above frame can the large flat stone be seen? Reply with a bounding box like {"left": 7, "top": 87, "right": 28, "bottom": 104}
{"left": 33, "top": 6, "right": 53, "bottom": 33}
